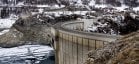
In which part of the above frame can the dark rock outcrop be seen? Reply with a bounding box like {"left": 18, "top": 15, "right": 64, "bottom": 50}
{"left": 88, "top": 12, "right": 139, "bottom": 35}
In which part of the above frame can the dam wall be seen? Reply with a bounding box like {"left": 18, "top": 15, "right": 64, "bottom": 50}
{"left": 52, "top": 21, "right": 122, "bottom": 64}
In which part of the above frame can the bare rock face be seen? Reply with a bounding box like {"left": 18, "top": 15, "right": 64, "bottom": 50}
{"left": 85, "top": 33, "right": 139, "bottom": 64}
{"left": 0, "top": 28, "right": 23, "bottom": 47}
{"left": 13, "top": 16, "right": 53, "bottom": 45}
{"left": 109, "top": 41, "right": 139, "bottom": 64}
{"left": 0, "top": 14, "right": 53, "bottom": 47}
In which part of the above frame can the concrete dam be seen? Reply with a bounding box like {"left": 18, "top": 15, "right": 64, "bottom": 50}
{"left": 51, "top": 19, "right": 123, "bottom": 64}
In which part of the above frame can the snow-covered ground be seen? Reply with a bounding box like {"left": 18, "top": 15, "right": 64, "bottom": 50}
{"left": 94, "top": 4, "right": 108, "bottom": 8}
{"left": 114, "top": 5, "right": 129, "bottom": 11}
{"left": 0, "top": 19, "right": 16, "bottom": 29}
{"left": 133, "top": 7, "right": 139, "bottom": 11}
{"left": 0, "top": 14, "right": 18, "bottom": 35}
{"left": 0, "top": 14, "right": 18, "bottom": 29}
{"left": 0, "top": 45, "right": 54, "bottom": 64}
{"left": 36, "top": 4, "right": 65, "bottom": 8}
{"left": 0, "top": 19, "right": 15, "bottom": 35}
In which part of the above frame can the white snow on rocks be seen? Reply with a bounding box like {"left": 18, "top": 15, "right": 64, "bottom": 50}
{"left": 0, "top": 29, "right": 9, "bottom": 35}
{"left": 114, "top": 5, "right": 129, "bottom": 11}
{"left": 94, "top": 4, "right": 107, "bottom": 8}
{"left": 89, "top": 0, "right": 95, "bottom": 6}
{"left": 0, "top": 14, "right": 18, "bottom": 29}
{"left": 130, "top": 13, "right": 138, "bottom": 19}
{"left": 133, "top": 7, "right": 139, "bottom": 11}
{"left": 76, "top": 0, "right": 83, "bottom": 6}
{"left": 37, "top": 5, "right": 49, "bottom": 7}
{"left": 0, "top": 15, "right": 18, "bottom": 35}
{"left": 17, "top": 2, "right": 24, "bottom": 6}
{"left": 37, "top": 4, "right": 65, "bottom": 8}
{"left": 87, "top": 26, "right": 97, "bottom": 32}
{"left": 38, "top": 8, "right": 44, "bottom": 13}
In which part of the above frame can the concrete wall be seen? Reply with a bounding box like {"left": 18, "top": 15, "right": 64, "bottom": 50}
{"left": 61, "top": 19, "right": 98, "bottom": 31}
{"left": 53, "top": 21, "right": 122, "bottom": 64}
{"left": 62, "top": 22, "right": 84, "bottom": 31}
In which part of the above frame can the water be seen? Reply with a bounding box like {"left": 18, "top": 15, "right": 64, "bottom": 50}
{"left": 0, "top": 45, "right": 55, "bottom": 64}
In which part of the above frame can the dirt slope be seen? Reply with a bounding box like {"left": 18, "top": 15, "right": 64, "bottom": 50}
{"left": 85, "top": 32, "right": 139, "bottom": 64}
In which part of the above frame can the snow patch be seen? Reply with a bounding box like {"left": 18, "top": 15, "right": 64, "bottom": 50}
{"left": 77, "top": 0, "right": 83, "bottom": 6}
{"left": 89, "top": 0, "right": 95, "bottom": 6}
{"left": 95, "top": 4, "right": 107, "bottom": 8}
{"left": 133, "top": 7, "right": 139, "bottom": 11}
{"left": 114, "top": 5, "right": 129, "bottom": 11}
{"left": 0, "top": 29, "right": 9, "bottom": 35}
{"left": 37, "top": 5, "right": 49, "bottom": 7}
{"left": 38, "top": 9, "right": 44, "bottom": 13}
{"left": 0, "top": 19, "right": 16, "bottom": 29}
{"left": 17, "top": 2, "right": 24, "bottom": 6}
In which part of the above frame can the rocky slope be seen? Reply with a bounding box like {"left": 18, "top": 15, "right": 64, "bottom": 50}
{"left": 87, "top": 12, "right": 139, "bottom": 35}
{"left": 57, "top": 0, "right": 139, "bottom": 7}
{"left": 13, "top": 15, "right": 53, "bottom": 44}
{"left": 0, "top": 14, "right": 54, "bottom": 47}
{"left": 1, "top": 0, "right": 139, "bottom": 7}
{"left": 0, "top": 28, "right": 23, "bottom": 48}
{"left": 85, "top": 32, "right": 139, "bottom": 64}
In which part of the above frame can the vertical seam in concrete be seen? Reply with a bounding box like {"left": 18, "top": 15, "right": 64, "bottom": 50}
{"left": 77, "top": 36, "right": 78, "bottom": 64}
{"left": 56, "top": 32, "right": 59, "bottom": 64}
{"left": 62, "top": 33, "right": 64, "bottom": 64}
{"left": 65, "top": 33, "right": 67, "bottom": 64}
{"left": 68, "top": 34, "right": 70, "bottom": 64}
{"left": 103, "top": 41, "right": 105, "bottom": 48}
{"left": 56, "top": 34, "right": 61, "bottom": 64}
{"left": 95, "top": 40, "right": 97, "bottom": 50}
{"left": 72, "top": 35, "right": 74, "bottom": 64}
{"left": 60, "top": 33, "right": 62, "bottom": 64}
{"left": 82, "top": 37, "right": 83, "bottom": 64}
{"left": 88, "top": 39, "right": 89, "bottom": 51}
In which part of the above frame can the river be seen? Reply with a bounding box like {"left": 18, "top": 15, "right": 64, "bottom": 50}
{"left": 0, "top": 45, "right": 55, "bottom": 64}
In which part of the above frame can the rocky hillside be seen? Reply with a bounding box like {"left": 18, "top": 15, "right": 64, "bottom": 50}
{"left": 59, "top": 0, "right": 139, "bottom": 7}
{"left": 0, "top": 14, "right": 54, "bottom": 47}
{"left": 13, "top": 15, "right": 53, "bottom": 44}
{"left": 85, "top": 32, "right": 139, "bottom": 64}
{"left": 0, "top": 28, "right": 23, "bottom": 48}
{"left": 1, "top": 0, "right": 139, "bottom": 7}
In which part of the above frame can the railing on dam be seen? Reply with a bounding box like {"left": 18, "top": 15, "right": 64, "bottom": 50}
{"left": 52, "top": 21, "right": 123, "bottom": 64}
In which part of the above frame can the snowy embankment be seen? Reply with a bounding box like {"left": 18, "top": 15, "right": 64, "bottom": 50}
{"left": 0, "top": 19, "right": 15, "bottom": 29}
{"left": 0, "top": 15, "right": 17, "bottom": 35}
{"left": 0, "top": 45, "right": 54, "bottom": 64}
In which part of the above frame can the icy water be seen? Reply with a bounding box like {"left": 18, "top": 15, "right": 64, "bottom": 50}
{"left": 0, "top": 45, "right": 55, "bottom": 64}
